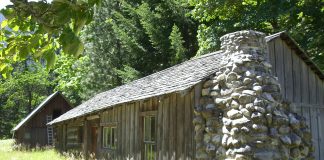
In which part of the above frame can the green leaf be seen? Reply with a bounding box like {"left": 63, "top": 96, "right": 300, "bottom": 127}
{"left": 1, "top": 19, "right": 8, "bottom": 28}
{"left": 59, "top": 27, "right": 84, "bottom": 56}
{"left": 44, "top": 49, "right": 56, "bottom": 69}
{"left": 1, "top": 8, "right": 15, "bottom": 20}
{"left": 0, "top": 63, "right": 7, "bottom": 72}
{"left": 19, "top": 46, "right": 29, "bottom": 60}
{"left": 12, "top": 25, "right": 19, "bottom": 31}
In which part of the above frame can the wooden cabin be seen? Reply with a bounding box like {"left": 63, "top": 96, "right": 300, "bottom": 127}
{"left": 12, "top": 91, "right": 72, "bottom": 147}
{"left": 49, "top": 31, "right": 324, "bottom": 160}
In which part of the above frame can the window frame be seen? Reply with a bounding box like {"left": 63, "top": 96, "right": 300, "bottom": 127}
{"left": 102, "top": 124, "right": 117, "bottom": 150}
{"left": 66, "top": 125, "right": 83, "bottom": 146}
{"left": 143, "top": 115, "right": 157, "bottom": 160}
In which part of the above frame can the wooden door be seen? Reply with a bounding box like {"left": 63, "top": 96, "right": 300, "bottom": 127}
{"left": 91, "top": 126, "right": 98, "bottom": 154}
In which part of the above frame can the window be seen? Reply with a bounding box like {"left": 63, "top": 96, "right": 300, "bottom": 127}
{"left": 144, "top": 116, "right": 156, "bottom": 160}
{"left": 67, "top": 126, "right": 83, "bottom": 146}
{"left": 52, "top": 109, "right": 62, "bottom": 119}
{"left": 24, "top": 132, "right": 31, "bottom": 140}
{"left": 102, "top": 126, "right": 116, "bottom": 149}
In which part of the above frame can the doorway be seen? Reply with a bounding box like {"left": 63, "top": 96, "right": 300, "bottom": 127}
{"left": 91, "top": 126, "right": 98, "bottom": 154}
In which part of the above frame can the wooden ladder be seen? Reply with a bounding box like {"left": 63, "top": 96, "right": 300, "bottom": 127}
{"left": 46, "top": 115, "right": 53, "bottom": 145}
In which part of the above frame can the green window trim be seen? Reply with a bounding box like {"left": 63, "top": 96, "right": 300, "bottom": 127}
{"left": 102, "top": 126, "right": 117, "bottom": 149}
{"left": 144, "top": 115, "right": 156, "bottom": 160}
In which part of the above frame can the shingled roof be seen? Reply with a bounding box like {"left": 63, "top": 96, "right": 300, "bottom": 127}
{"left": 49, "top": 51, "right": 225, "bottom": 125}
{"left": 49, "top": 32, "right": 324, "bottom": 125}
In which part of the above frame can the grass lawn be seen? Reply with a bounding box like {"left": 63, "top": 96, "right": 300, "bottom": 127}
{"left": 0, "top": 139, "right": 67, "bottom": 160}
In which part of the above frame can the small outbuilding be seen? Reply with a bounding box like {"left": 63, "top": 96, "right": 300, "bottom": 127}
{"left": 49, "top": 31, "right": 324, "bottom": 160}
{"left": 12, "top": 91, "right": 72, "bottom": 147}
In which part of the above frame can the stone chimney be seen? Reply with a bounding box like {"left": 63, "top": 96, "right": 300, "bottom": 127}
{"left": 194, "top": 31, "right": 313, "bottom": 160}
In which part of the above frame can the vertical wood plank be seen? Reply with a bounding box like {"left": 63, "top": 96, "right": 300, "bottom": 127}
{"left": 268, "top": 40, "right": 276, "bottom": 75}
{"left": 122, "top": 105, "right": 126, "bottom": 158}
{"left": 147, "top": 98, "right": 152, "bottom": 111}
{"left": 126, "top": 104, "right": 130, "bottom": 157}
{"left": 176, "top": 94, "right": 185, "bottom": 160}
{"left": 140, "top": 101, "right": 145, "bottom": 160}
{"left": 162, "top": 96, "right": 170, "bottom": 159}
{"left": 194, "top": 83, "right": 202, "bottom": 109}
{"left": 184, "top": 92, "right": 191, "bottom": 159}
{"left": 83, "top": 121, "right": 89, "bottom": 159}
{"left": 134, "top": 102, "right": 140, "bottom": 160}
{"left": 320, "top": 81, "right": 324, "bottom": 160}
{"left": 169, "top": 93, "right": 177, "bottom": 160}
{"left": 157, "top": 97, "right": 163, "bottom": 160}
{"left": 152, "top": 97, "right": 158, "bottom": 111}
{"left": 97, "top": 118, "right": 102, "bottom": 158}
{"left": 117, "top": 106, "right": 122, "bottom": 160}
{"left": 130, "top": 103, "right": 135, "bottom": 158}
{"left": 190, "top": 90, "right": 195, "bottom": 159}
{"left": 301, "top": 60, "right": 310, "bottom": 127}
{"left": 292, "top": 51, "right": 302, "bottom": 113}
{"left": 315, "top": 77, "right": 323, "bottom": 160}
{"left": 283, "top": 42, "right": 293, "bottom": 102}
{"left": 114, "top": 107, "right": 118, "bottom": 122}
{"left": 274, "top": 38, "right": 285, "bottom": 97}
{"left": 62, "top": 124, "right": 66, "bottom": 151}
{"left": 309, "top": 71, "right": 319, "bottom": 160}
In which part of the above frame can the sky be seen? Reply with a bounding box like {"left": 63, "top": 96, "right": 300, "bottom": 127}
{"left": 0, "top": 0, "right": 53, "bottom": 9}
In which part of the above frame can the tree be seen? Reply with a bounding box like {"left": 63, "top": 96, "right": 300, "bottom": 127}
{"left": 189, "top": 0, "right": 324, "bottom": 70}
{"left": 52, "top": 54, "right": 89, "bottom": 106}
{"left": 169, "top": 24, "right": 187, "bottom": 65}
{"left": 0, "top": 60, "right": 52, "bottom": 138}
{"left": 80, "top": 0, "right": 198, "bottom": 98}
{"left": 0, "top": 0, "right": 100, "bottom": 76}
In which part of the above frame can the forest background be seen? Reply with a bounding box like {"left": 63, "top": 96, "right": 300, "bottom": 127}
{"left": 0, "top": 0, "right": 323, "bottom": 139}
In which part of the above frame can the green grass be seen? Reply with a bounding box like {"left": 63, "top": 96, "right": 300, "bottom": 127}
{"left": 0, "top": 139, "right": 66, "bottom": 160}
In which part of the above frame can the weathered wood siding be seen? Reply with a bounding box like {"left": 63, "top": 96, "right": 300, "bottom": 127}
{"left": 15, "top": 95, "right": 71, "bottom": 147}
{"left": 97, "top": 91, "right": 195, "bottom": 159}
{"left": 268, "top": 38, "right": 324, "bottom": 160}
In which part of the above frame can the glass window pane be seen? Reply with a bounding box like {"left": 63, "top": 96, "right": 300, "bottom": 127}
{"left": 112, "top": 127, "right": 115, "bottom": 148}
{"left": 151, "top": 117, "right": 155, "bottom": 141}
{"left": 102, "top": 126, "right": 117, "bottom": 149}
{"left": 143, "top": 116, "right": 156, "bottom": 160}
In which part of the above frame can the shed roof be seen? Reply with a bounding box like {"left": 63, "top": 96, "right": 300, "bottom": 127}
{"left": 49, "top": 51, "right": 226, "bottom": 125}
{"left": 13, "top": 92, "right": 64, "bottom": 131}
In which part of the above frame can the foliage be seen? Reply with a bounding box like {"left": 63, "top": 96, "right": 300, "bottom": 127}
{"left": 169, "top": 24, "right": 187, "bottom": 65}
{"left": 0, "top": 60, "right": 52, "bottom": 138}
{"left": 114, "top": 65, "right": 140, "bottom": 84}
{"left": 53, "top": 54, "right": 90, "bottom": 106}
{"left": 0, "top": 139, "right": 76, "bottom": 160}
{"left": 80, "top": 0, "right": 198, "bottom": 98}
{"left": 189, "top": 0, "right": 324, "bottom": 70}
{"left": 0, "top": 0, "right": 100, "bottom": 76}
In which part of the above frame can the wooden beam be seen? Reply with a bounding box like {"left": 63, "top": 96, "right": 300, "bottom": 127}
{"left": 87, "top": 115, "right": 99, "bottom": 120}
{"left": 140, "top": 110, "right": 157, "bottom": 116}
{"left": 100, "top": 122, "right": 118, "bottom": 126}
{"left": 291, "top": 103, "right": 324, "bottom": 109}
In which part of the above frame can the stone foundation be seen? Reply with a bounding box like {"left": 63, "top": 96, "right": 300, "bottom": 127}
{"left": 193, "top": 31, "right": 313, "bottom": 160}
